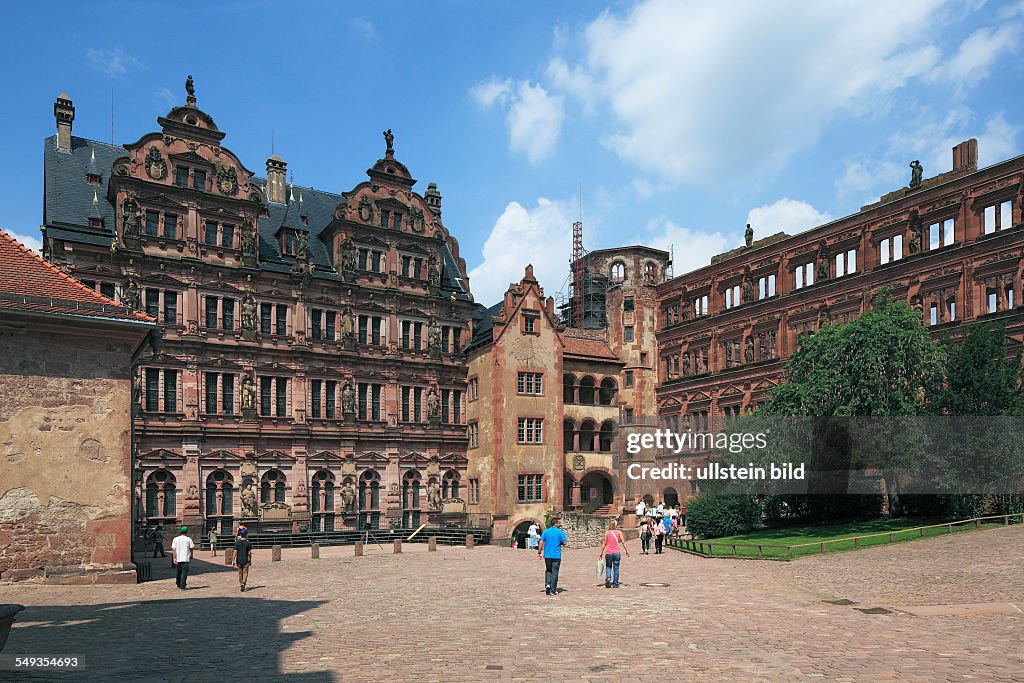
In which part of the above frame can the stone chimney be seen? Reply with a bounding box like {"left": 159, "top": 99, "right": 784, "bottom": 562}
{"left": 424, "top": 181, "right": 442, "bottom": 216}
{"left": 952, "top": 139, "right": 978, "bottom": 172}
{"left": 266, "top": 155, "right": 287, "bottom": 204}
{"left": 54, "top": 91, "right": 75, "bottom": 152}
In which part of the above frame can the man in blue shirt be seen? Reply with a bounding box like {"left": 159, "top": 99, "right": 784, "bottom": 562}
{"left": 537, "top": 517, "right": 568, "bottom": 595}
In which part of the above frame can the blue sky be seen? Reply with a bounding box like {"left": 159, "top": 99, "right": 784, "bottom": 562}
{"left": 3, "top": 0, "right": 1023, "bottom": 305}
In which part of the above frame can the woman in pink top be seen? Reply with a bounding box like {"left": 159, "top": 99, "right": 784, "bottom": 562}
{"left": 598, "top": 520, "right": 629, "bottom": 588}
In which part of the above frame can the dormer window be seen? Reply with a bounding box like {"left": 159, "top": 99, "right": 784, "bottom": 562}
{"left": 86, "top": 173, "right": 101, "bottom": 185}
{"left": 260, "top": 208, "right": 270, "bottom": 218}
{"left": 89, "top": 217, "right": 103, "bottom": 229}
{"left": 301, "top": 215, "right": 308, "bottom": 226}
{"left": 282, "top": 230, "right": 297, "bottom": 256}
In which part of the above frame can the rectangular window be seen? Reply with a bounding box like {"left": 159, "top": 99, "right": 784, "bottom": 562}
{"left": 100, "top": 282, "right": 116, "bottom": 299}
{"left": 175, "top": 166, "right": 189, "bottom": 187}
{"left": 358, "top": 382, "right": 368, "bottom": 420}
{"left": 401, "top": 320, "right": 411, "bottom": 348}
{"left": 205, "top": 372, "right": 218, "bottom": 414}
{"left": 276, "top": 305, "right": 287, "bottom": 336}
{"left": 380, "top": 210, "right": 390, "bottom": 228}
{"left": 145, "top": 368, "right": 160, "bottom": 412}
{"left": 469, "top": 479, "right": 480, "bottom": 504}
{"left": 985, "top": 200, "right": 1014, "bottom": 234}
{"left": 222, "top": 298, "right": 234, "bottom": 330}
{"left": 469, "top": 378, "right": 478, "bottom": 401}
{"left": 221, "top": 224, "right": 234, "bottom": 249}
{"left": 929, "top": 304, "right": 938, "bottom": 326}
{"left": 371, "top": 384, "right": 381, "bottom": 420}
{"left": 145, "top": 289, "right": 160, "bottom": 318}
{"left": 163, "top": 291, "right": 178, "bottom": 325}
{"left": 204, "top": 221, "right": 218, "bottom": 245}
{"left": 1007, "top": 285, "right": 1016, "bottom": 309}
{"left": 452, "top": 328, "right": 461, "bottom": 352}
{"left": 725, "top": 284, "right": 740, "bottom": 309}
{"left": 392, "top": 213, "right": 402, "bottom": 230}
{"left": 260, "top": 303, "right": 272, "bottom": 335}
{"left": 275, "top": 378, "right": 288, "bottom": 417}
{"left": 413, "top": 322, "right": 423, "bottom": 349}
{"left": 517, "top": 417, "right": 543, "bottom": 444}
{"left": 835, "top": 249, "right": 857, "bottom": 278}
{"left": 880, "top": 235, "right": 903, "bottom": 265}
{"left": 145, "top": 210, "right": 159, "bottom": 236}
{"left": 694, "top": 295, "right": 709, "bottom": 317}
{"left": 987, "top": 288, "right": 998, "bottom": 313}
{"left": 453, "top": 390, "right": 462, "bottom": 424}
{"left": 413, "top": 387, "right": 422, "bottom": 422}
{"left": 624, "top": 326, "right": 634, "bottom": 342}
{"left": 948, "top": 299, "right": 957, "bottom": 322}
{"left": 624, "top": 407, "right": 634, "bottom": 424}
{"left": 517, "top": 474, "right": 543, "bottom": 502}
{"left": 163, "top": 369, "right": 177, "bottom": 413}
{"left": 441, "top": 390, "right": 449, "bottom": 423}
{"left": 259, "top": 377, "right": 272, "bottom": 417}
{"left": 757, "top": 275, "right": 777, "bottom": 299}
{"left": 311, "top": 309, "right": 323, "bottom": 340}
{"left": 517, "top": 372, "right": 543, "bottom": 395}
{"left": 358, "top": 315, "right": 368, "bottom": 345}
{"left": 402, "top": 386, "right": 410, "bottom": 422}
{"left": 193, "top": 169, "right": 206, "bottom": 190}
{"left": 930, "top": 218, "right": 956, "bottom": 249}
{"left": 358, "top": 248, "right": 368, "bottom": 271}
{"left": 311, "top": 380, "right": 322, "bottom": 419}
{"left": 625, "top": 370, "right": 634, "bottom": 388}
{"left": 325, "top": 312, "right": 336, "bottom": 341}
{"left": 623, "top": 297, "right": 635, "bottom": 312}
{"left": 164, "top": 214, "right": 178, "bottom": 240}
{"left": 222, "top": 374, "right": 234, "bottom": 415}
{"left": 795, "top": 262, "right": 814, "bottom": 289}
{"left": 205, "top": 297, "right": 218, "bottom": 329}
{"left": 524, "top": 314, "right": 538, "bottom": 334}
{"left": 325, "top": 380, "right": 336, "bottom": 418}
{"left": 468, "top": 423, "right": 479, "bottom": 449}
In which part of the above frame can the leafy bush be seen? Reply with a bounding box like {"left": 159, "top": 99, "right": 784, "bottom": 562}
{"left": 685, "top": 494, "right": 760, "bottom": 539}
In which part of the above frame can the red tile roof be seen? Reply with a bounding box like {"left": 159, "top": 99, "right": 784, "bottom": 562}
{"left": 0, "top": 230, "right": 154, "bottom": 323}
{"left": 563, "top": 336, "right": 621, "bottom": 363}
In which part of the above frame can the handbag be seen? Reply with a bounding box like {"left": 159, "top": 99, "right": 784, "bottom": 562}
{"left": 596, "top": 556, "right": 605, "bottom": 581}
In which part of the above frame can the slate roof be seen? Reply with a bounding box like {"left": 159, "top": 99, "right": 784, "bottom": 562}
{"left": 465, "top": 301, "right": 504, "bottom": 352}
{"left": 44, "top": 134, "right": 471, "bottom": 300}
{"left": 0, "top": 229, "right": 154, "bottom": 324}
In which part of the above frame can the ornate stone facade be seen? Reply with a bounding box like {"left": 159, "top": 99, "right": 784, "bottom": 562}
{"left": 42, "top": 86, "right": 474, "bottom": 537}
{"left": 656, "top": 139, "right": 1024, "bottom": 503}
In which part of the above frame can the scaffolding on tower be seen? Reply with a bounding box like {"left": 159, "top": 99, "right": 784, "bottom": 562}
{"left": 556, "top": 184, "right": 610, "bottom": 330}
{"left": 571, "top": 218, "right": 584, "bottom": 328}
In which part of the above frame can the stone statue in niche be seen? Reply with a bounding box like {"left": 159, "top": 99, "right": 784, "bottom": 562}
{"left": 744, "top": 223, "right": 754, "bottom": 248}
{"left": 427, "top": 319, "right": 441, "bottom": 358}
{"left": 427, "top": 481, "right": 442, "bottom": 511}
{"left": 342, "top": 382, "right": 355, "bottom": 414}
{"left": 241, "top": 228, "right": 257, "bottom": 258}
{"left": 241, "top": 375, "right": 256, "bottom": 409}
{"left": 145, "top": 147, "right": 166, "bottom": 180}
{"left": 121, "top": 197, "right": 140, "bottom": 239}
{"left": 121, "top": 277, "right": 140, "bottom": 311}
{"left": 341, "top": 307, "right": 354, "bottom": 347}
{"left": 817, "top": 253, "right": 829, "bottom": 282}
{"left": 909, "top": 160, "right": 923, "bottom": 189}
{"left": 681, "top": 353, "right": 691, "bottom": 376}
{"left": 724, "top": 341, "right": 733, "bottom": 368}
{"left": 340, "top": 482, "right": 355, "bottom": 511}
{"left": 427, "top": 388, "right": 440, "bottom": 418}
{"left": 241, "top": 484, "right": 257, "bottom": 517}
{"left": 742, "top": 274, "right": 754, "bottom": 303}
{"left": 341, "top": 238, "right": 357, "bottom": 272}
{"left": 744, "top": 336, "right": 754, "bottom": 364}
{"left": 427, "top": 258, "right": 441, "bottom": 289}
{"left": 907, "top": 210, "right": 923, "bottom": 255}
{"left": 295, "top": 231, "right": 308, "bottom": 261}
{"left": 241, "top": 293, "right": 257, "bottom": 332}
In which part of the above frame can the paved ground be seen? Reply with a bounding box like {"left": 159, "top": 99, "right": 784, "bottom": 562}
{"left": 2, "top": 525, "right": 1023, "bottom": 682}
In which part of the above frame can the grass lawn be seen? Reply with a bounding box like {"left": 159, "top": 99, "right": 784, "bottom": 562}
{"left": 672, "top": 517, "right": 1014, "bottom": 559}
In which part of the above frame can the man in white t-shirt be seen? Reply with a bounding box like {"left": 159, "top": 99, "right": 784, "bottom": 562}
{"left": 171, "top": 526, "right": 195, "bottom": 590}
{"left": 527, "top": 522, "right": 540, "bottom": 550}
{"left": 635, "top": 500, "right": 646, "bottom": 518}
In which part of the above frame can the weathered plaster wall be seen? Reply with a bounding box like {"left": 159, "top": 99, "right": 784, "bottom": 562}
{"left": 0, "top": 326, "right": 136, "bottom": 583}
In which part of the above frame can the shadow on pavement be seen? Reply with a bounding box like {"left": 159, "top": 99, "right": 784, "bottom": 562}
{"left": 5, "top": 596, "right": 330, "bottom": 680}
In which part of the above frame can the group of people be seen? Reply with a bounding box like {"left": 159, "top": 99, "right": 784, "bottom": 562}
{"left": 532, "top": 516, "right": 632, "bottom": 594}
{"left": 635, "top": 500, "right": 685, "bottom": 555}
{"left": 143, "top": 524, "right": 254, "bottom": 592}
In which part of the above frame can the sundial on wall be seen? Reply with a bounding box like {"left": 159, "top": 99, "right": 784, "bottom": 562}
{"left": 510, "top": 336, "right": 537, "bottom": 366}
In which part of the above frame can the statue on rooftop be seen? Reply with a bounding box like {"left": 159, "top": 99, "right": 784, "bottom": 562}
{"left": 909, "top": 160, "right": 923, "bottom": 189}
{"left": 185, "top": 75, "right": 195, "bottom": 99}
{"left": 383, "top": 129, "right": 394, "bottom": 153}
{"left": 744, "top": 223, "right": 754, "bottom": 248}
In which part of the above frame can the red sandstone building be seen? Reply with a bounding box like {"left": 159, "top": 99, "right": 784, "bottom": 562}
{"left": 655, "top": 140, "right": 1024, "bottom": 502}
{"left": 41, "top": 81, "right": 475, "bottom": 537}
{"left": 0, "top": 229, "right": 154, "bottom": 583}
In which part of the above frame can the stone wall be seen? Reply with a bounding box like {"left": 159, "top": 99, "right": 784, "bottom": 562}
{"left": 560, "top": 511, "right": 618, "bottom": 549}
{"left": 0, "top": 322, "right": 139, "bottom": 584}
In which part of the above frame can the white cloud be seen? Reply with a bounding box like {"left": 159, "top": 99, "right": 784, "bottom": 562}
{"left": 546, "top": 58, "right": 597, "bottom": 114}
{"left": 644, "top": 218, "right": 730, "bottom": 274}
{"left": 85, "top": 47, "right": 142, "bottom": 79}
{"left": 468, "top": 198, "right": 574, "bottom": 304}
{"left": 976, "top": 112, "right": 1021, "bottom": 167}
{"left": 7, "top": 230, "right": 42, "bottom": 255}
{"left": 349, "top": 17, "right": 377, "bottom": 41}
{"left": 472, "top": 79, "right": 564, "bottom": 164}
{"left": 835, "top": 159, "right": 905, "bottom": 200}
{"left": 929, "top": 23, "right": 1021, "bottom": 87}
{"left": 746, "top": 199, "right": 834, "bottom": 237}
{"left": 153, "top": 87, "right": 175, "bottom": 109}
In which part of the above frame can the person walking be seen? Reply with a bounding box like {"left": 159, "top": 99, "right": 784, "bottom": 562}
{"left": 538, "top": 517, "right": 568, "bottom": 596}
{"left": 208, "top": 526, "right": 219, "bottom": 557}
{"left": 527, "top": 521, "right": 540, "bottom": 550}
{"left": 639, "top": 516, "right": 652, "bottom": 555}
{"left": 234, "top": 528, "right": 253, "bottom": 592}
{"left": 171, "top": 526, "right": 194, "bottom": 590}
{"left": 598, "top": 520, "right": 629, "bottom": 588}
{"left": 152, "top": 525, "right": 166, "bottom": 558}
{"left": 654, "top": 516, "right": 667, "bottom": 554}
{"left": 634, "top": 499, "right": 646, "bottom": 519}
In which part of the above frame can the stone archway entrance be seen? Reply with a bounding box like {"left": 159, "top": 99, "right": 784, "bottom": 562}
{"left": 580, "top": 471, "right": 614, "bottom": 513}
{"left": 663, "top": 487, "right": 679, "bottom": 508}
{"left": 511, "top": 519, "right": 539, "bottom": 550}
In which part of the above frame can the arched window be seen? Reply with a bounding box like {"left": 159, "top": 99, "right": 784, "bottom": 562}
{"left": 358, "top": 470, "right": 381, "bottom": 530}
{"left": 599, "top": 378, "right": 616, "bottom": 406}
{"left": 310, "top": 470, "right": 336, "bottom": 531}
{"left": 403, "top": 470, "right": 422, "bottom": 528}
{"left": 442, "top": 470, "right": 460, "bottom": 499}
{"left": 145, "top": 470, "right": 177, "bottom": 521}
{"left": 261, "top": 469, "right": 287, "bottom": 504}
{"left": 563, "top": 419, "right": 576, "bottom": 453}
{"left": 579, "top": 376, "right": 596, "bottom": 405}
{"left": 204, "top": 469, "right": 235, "bottom": 517}
{"left": 599, "top": 420, "right": 615, "bottom": 452}
{"left": 579, "top": 420, "right": 597, "bottom": 452}
{"left": 563, "top": 374, "right": 576, "bottom": 404}
{"left": 610, "top": 261, "right": 625, "bottom": 282}
{"left": 645, "top": 261, "right": 658, "bottom": 283}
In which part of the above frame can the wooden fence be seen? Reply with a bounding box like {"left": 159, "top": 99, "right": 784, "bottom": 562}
{"left": 667, "top": 512, "right": 1024, "bottom": 561}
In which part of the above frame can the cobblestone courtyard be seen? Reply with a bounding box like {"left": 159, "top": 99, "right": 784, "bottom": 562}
{"left": 2, "top": 525, "right": 1022, "bottom": 682}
